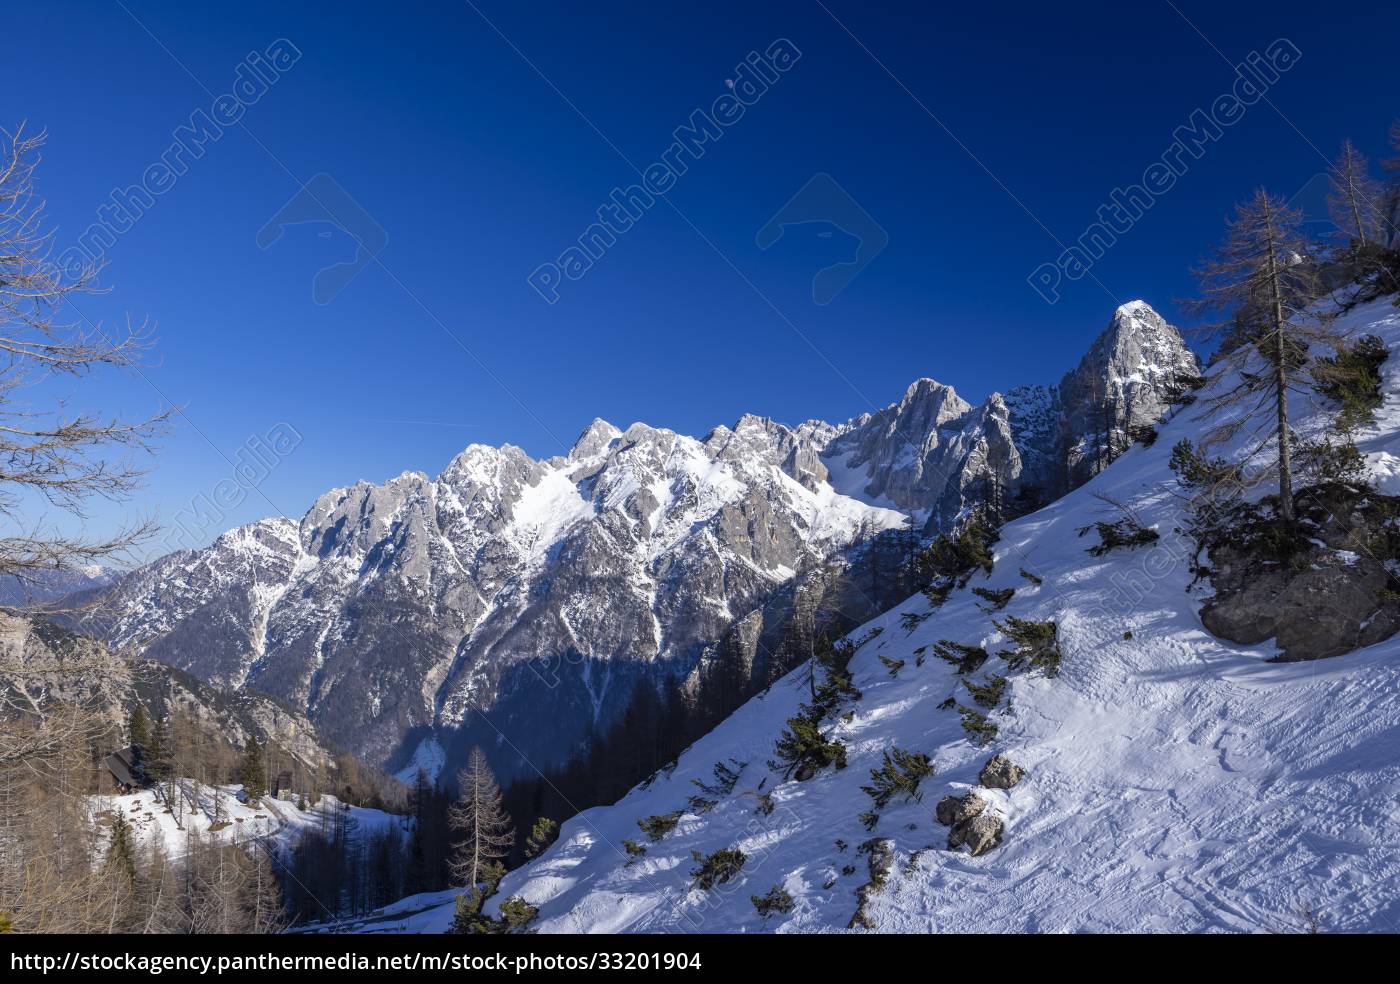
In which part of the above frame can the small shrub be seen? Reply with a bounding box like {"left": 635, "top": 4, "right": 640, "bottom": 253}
{"left": 691, "top": 848, "right": 746, "bottom": 891}
{"left": 693, "top": 759, "right": 745, "bottom": 797}
{"left": 862, "top": 748, "right": 933, "bottom": 808}
{"left": 1080, "top": 518, "right": 1159, "bottom": 556}
{"left": 1129, "top": 424, "right": 1159, "bottom": 447}
{"left": 751, "top": 886, "right": 794, "bottom": 921}
{"left": 1296, "top": 434, "right": 1367, "bottom": 485}
{"left": 922, "top": 581, "right": 952, "bottom": 606}
{"left": 637, "top": 811, "right": 683, "bottom": 842}
{"left": 622, "top": 839, "right": 647, "bottom": 863}
{"left": 879, "top": 655, "right": 905, "bottom": 677}
{"left": 525, "top": 816, "right": 559, "bottom": 859}
{"left": 996, "top": 616, "right": 1061, "bottom": 676}
{"left": 1313, "top": 333, "right": 1387, "bottom": 430}
{"left": 959, "top": 706, "right": 999, "bottom": 746}
{"left": 963, "top": 675, "right": 1007, "bottom": 709}
{"left": 858, "top": 811, "right": 879, "bottom": 832}
{"left": 901, "top": 610, "right": 932, "bottom": 633}
{"left": 773, "top": 712, "right": 849, "bottom": 781}
{"left": 497, "top": 896, "right": 539, "bottom": 932}
{"left": 933, "top": 640, "right": 989, "bottom": 674}
{"left": 1018, "top": 567, "right": 1043, "bottom": 586}
{"left": 972, "top": 586, "right": 1014, "bottom": 611}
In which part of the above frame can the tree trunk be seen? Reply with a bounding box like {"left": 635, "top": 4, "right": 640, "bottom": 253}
{"left": 1266, "top": 235, "right": 1295, "bottom": 522}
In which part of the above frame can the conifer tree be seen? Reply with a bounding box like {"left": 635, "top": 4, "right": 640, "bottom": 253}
{"left": 1189, "top": 189, "right": 1342, "bottom": 523}
{"left": 127, "top": 704, "right": 150, "bottom": 750}
{"left": 1327, "top": 139, "right": 1385, "bottom": 247}
{"left": 524, "top": 816, "right": 558, "bottom": 859}
{"left": 105, "top": 810, "right": 138, "bottom": 884}
{"left": 448, "top": 748, "right": 514, "bottom": 890}
{"left": 146, "top": 714, "right": 173, "bottom": 798}
{"left": 240, "top": 736, "right": 266, "bottom": 802}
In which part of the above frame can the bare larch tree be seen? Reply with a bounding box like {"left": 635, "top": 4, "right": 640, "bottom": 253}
{"left": 447, "top": 747, "right": 513, "bottom": 890}
{"left": 1326, "top": 139, "right": 1385, "bottom": 247}
{"left": 1384, "top": 119, "right": 1400, "bottom": 249}
{"left": 0, "top": 123, "right": 170, "bottom": 591}
{"left": 1189, "top": 189, "right": 1341, "bottom": 523}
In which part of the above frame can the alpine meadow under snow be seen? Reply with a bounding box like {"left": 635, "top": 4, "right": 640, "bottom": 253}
{"left": 325, "top": 295, "right": 1400, "bottom": 934}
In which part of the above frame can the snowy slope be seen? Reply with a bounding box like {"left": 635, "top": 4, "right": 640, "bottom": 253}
{"left": 91, "top": 783, "right": 404, "bottom": 863}
{"left": 369, "top": 296, "right": 1400, "bottom": 934}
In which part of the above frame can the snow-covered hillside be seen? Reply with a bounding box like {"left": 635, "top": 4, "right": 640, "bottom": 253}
{"left": 91, "top": 783, "right": 404, "bottom": 862}
{"left": 369, "top": 295, "right": 1400, "bottom": 933}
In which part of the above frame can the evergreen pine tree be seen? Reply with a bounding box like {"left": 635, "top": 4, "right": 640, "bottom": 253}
{"left": 127, "top": 704, "right": 150, "bottom": 750}
{"left": 104, "top": 810, "right": 138, "bottom": 884}
{"left": 524, "top": 816, "right": 558, "bottom": 859}
{"left": 146, "top": 714, "right": 172, "bottom": 796}
{"left": 240, "top": 736, "right": 267, "bottom": 802}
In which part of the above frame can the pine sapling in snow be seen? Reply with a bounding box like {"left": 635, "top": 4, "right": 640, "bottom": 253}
{"left": 862, "top": 748, "right": 933, "bottom": 808}
{"left": 637, "top": 811, "right": 683, "bottom": 842}
{"left": 691, "top": 848, "right": 746, "bottom": 891}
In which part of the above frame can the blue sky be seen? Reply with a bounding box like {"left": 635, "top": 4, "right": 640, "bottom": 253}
{"left": 6, "top": 0, "right": 1397, "bottom": 558}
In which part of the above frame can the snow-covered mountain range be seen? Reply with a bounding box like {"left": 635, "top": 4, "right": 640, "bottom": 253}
{"left": 343, "top": 293, "right": 1400, "bottom": 934}
{"left": 64, "top": 302, "right": 1198, "bottom": 783}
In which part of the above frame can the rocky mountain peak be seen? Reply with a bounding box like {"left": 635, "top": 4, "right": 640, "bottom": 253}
{"left": 569, "top": 418, "right": 622, "bottom": 460}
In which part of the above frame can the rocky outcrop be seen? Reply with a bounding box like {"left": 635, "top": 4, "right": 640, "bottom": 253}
{"left": 824, "top": 301, "right": 1199, "bottom": 523}
{"left": 948, "top": 813, "right": 1004, "bottom": 856}
{"left": 1054, "top": 301, "right": 1200, "bottom": 490}
{"left": 1200, "top": 485, "right": 1400, "bottom": 661}
{"left": 848, "top": 837, "right": 895, "bottom": 929}
{"left": 978, "top": 754, "right": 1026, "bottom": 789}
{"left": 935, "top": 791, "right": 987, "bottom": 826}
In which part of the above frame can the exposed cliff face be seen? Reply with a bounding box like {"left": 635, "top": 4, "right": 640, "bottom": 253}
{"left": 0, "top": 613, "right": 334, "bottom": 773}
{"left": 66, "top": 302, "right": 1197, "bottom": 784}
{"left": 1055, "top": 300, "right": 1202, "bottom": 489}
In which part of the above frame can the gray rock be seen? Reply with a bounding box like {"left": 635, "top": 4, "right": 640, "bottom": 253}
{"left": 848, "top": 837, "right": 895, "bottom": 929}
{"left": 935, "top": 792, "right": 987, "bottom": 826}
{"left": 948, "top": 813, "right": 1004, "bottom": 856}
{"left": 1053, "top": 301, "right": 1200, "bottom": 491}
{"left": 1199, "top": 486, "right": 1400, "bottom": 661}
{"left": 979, "top": 754, "right": 1026, "bottom": 789}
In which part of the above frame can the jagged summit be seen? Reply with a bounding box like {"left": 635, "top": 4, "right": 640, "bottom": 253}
{"left": 569, "top": 418, "right": 623, "bottom": 460}
{"left": 67, "top": 302, "right": 1200, "bottom": 786}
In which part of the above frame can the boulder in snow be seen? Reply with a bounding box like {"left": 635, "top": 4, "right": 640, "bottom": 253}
{"left": 1199, "top": 486, "right": 1400, "bottom": 661}
{"left": 978, "top": 754, "right": 1026, "bottom": 789}
{"left": 948, "top": 814, "right": 1004, "bottom": 856}
{"left": 935, "top": 792, "right": 987, "bottom": 826}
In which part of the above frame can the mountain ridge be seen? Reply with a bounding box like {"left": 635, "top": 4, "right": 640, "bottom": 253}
{"left": 63, "top": 301, "right": 1199, "bottom": 785}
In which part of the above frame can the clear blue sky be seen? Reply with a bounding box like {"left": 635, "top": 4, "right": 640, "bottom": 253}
{"left": 6, "top": 0, "right": 1397, "bottom": 558}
